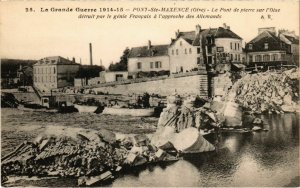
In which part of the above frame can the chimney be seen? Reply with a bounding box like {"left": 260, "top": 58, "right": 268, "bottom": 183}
{"left": 148, "top": 40, "right": 151, "bottom": 50}
{"left": 223, "top": 23, "right": 230, "bottom": 30}
{"left": 89, "top": 43, "right": 93, "bottom": 66}
{"left": 72, "top": 57, "right": 75, "bottom": 63}
{"left": 196, "top": 24, "right": 201, "bottom": 34}
{"left": 176, "top": 29, "right": 180, "bottom": 37}
{"left": 80, "top": 58, "right": 82, "bottom": 65}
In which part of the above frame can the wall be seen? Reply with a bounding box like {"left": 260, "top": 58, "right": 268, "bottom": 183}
{"left": 215, "top": 38, "right": 243, "bottom": 63}
{"left": 92, "top": 74, "right": 208, "bottom": 97}
{"left": 169, "top": 38, "right": 199, "bottom": 73}
{"left": 33, "top": 65, "right": 57, "bottom": 91}
{"left": 128, "top": 56, "right": 169, "bottom": 74}
{"left": 74, "top": 78, "right": 87, "bottom": 87}
{"left": 291, "top": 44, "right": 299, "bottom": 66}
{"left": 213, "top": 73, "right": 232, "bottom": 96}
{"left": 105, "top": 71, "right": 129, "bottom": 82}
{"left": 88, "top": 77, "right": 103, "bottom": 85}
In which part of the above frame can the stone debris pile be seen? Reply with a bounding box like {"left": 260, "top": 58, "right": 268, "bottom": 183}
{"left": 158, "top": 94, "right": 221, "bottom": 134}
{"left": 233, "top": 69, "right": 299, "bottom": 114}
{"left": 3, "top": 125, "right": 204, "bottom": 186}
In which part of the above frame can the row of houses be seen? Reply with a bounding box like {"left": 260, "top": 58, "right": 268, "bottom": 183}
{"left": 127, "top": 25, "right": 298, "bottom": 78}
{"left": 32, "top": 24, "right": 299, "bottom": 92}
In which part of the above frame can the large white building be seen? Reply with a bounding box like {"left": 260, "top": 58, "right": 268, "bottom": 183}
{"left": 169, "top": 24, "right": 244, "bottom": 73}
{"left": 169, "top": 27, "right": 203, "bottom": 73}
{"left": 33, "top": 56, "right": 80, "bottom": 92}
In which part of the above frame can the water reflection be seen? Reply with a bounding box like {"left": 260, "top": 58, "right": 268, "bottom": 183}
{"left": 113, "top": 114, "right": 299, "bottom": 187}
{"left": 112, "top": 161, "right": 200, "bottom": 187}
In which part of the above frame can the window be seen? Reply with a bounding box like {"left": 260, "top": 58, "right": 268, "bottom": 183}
{"left": 155, "top": 61, "right": 162, "bottom": 68}
{"left": 137, "top": 62, "right": 142, "bottom": 69}
{"left": 249, "top": 44, "right": 253, "bottom": 50}
{"left": 263, "top": 54, "right": 270, "bottom": 62}
{"left": 180, "top": 41, "right": 182, "bottom": 46}
{"left": 230, "top": 54, "right": 233, "bottom": 60}
{"left": 197, "top": 57, "right": 201, "bottom": 64}
{"left": 197, "top": 47, "right": 201, "bottom": 54}
{"left": 230, "top": 42, "right": 232, "bottom": 50}
{"left": 281, "top": 54, "right": 286, "bottom": 61}
{"left": 150, "top": 62, "right": 153, "bottom": 69}
{"left": 34, "top": 76, "right": 37, "bottom": 82}
{"left": 235, "top": 54, "right": 237, "bottom": 61}
{"left": 172, "top": 50, "right": 174, "bottom": 55}
{"left": 255, "top": 55, "right": 262, "bottom": 62}
{"left": 41, "top": 68, "right": 43, "bottom": 74}
{"left": 185, "top": 49, "right": 187, "bottom": 54}
{"left": 264, "top": 43, "right": 268, "bottom": 50}
{"left": 249, "top": 55, "right": 253, "bottom": 62}
{"left": 235, "top": 43, "right": 237, "bottom": 50}
{"left": 207, "top": 37, "right": 211, "bottom": 45}
{"left": 176, "top": 49, "right": 178, "bottom": 55}
{"left": 238, "top": 54, "right": 240, "bottom": 61}
{"left": 238, "top": 43, "right": 240, "bottom": 50}
{"left": 53, "top": 67, "right": 56, "bottom": 74}
{"left": 189, "top": 48, "right": 192, "bottom": 54}
{"left": 272, "top": 54, "right": 278, "bottom": 61}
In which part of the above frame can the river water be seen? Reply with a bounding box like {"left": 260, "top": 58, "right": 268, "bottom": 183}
{"left": 1, "top": 109, "right": 299, "bottom": 187}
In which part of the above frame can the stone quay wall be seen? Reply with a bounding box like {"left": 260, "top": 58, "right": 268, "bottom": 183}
{"left": 92, "top": 73, "right": 208, "bottom": 97}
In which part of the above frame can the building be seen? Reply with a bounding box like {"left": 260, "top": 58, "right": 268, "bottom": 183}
{"left": 245, "top": 27, "right": 293, "bottom": 67}
{"left": 33, "top": 56, "right": 80, "bottom": 92}
{"left": 278, "top": 29, "right": 299, "bottom": 66}
{"left": 169, "top": 24, "right": 244, "bottom": 74}
{"left": 127, "top": 41, "right": 170, "bottom": 78}
{"left": 86, "top": 71, "right": 129, "bottom": 86}
{"left": 103, "top": 71, "right": 128, "bottom": 82}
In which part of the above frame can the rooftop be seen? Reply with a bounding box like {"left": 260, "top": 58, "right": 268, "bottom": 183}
{"left": 245, "top": 30, "right": 290, "bottom": 52}
{"left": 128, "top": 45, "right": 169, "bottom": 58}
{"left": 171, "top": 26, "right": 242, "bottom": 46}
{"left": 35, "top": 56, "right": 80, "bottom": 66}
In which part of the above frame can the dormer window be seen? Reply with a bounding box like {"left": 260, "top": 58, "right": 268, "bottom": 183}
{"left": 249, "top": 44, "right": 253, "bottom": 50}
{"left": 264, "top": 43, "right": 268, "bottom": 50}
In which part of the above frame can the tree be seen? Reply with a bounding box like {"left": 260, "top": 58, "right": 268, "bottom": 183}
{"left": 109, "top": 47, "right": 130, "bottom": 71}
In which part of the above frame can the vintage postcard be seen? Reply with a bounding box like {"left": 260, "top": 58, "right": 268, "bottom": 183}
{"left": 0, "top": 0, "right": 299, "bottom": 187}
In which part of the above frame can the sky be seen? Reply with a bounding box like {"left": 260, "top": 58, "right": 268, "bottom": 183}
{"left": 0, "top": 0, "right": 299, "bottom": 68}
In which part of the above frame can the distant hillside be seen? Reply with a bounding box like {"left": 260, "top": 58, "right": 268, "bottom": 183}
{"left": 1, "top": 59, "right": 37, "bottom": 78}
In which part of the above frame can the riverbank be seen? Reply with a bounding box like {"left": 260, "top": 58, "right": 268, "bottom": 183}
{"left": 1, "top": 108, "right": 158, "bottom": 158}
{"left": 1, "top": 107, "right": 299, "bottom": 187}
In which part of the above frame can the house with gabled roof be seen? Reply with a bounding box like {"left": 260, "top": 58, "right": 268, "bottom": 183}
{"left": 245, "top": 27, "right": 294, "bottom": 67}
{"left": 169, "top": 23, "right": 244, "bottom": 74}
{"left": 33, "top": 56, "right": 80, "bottom": 92}
{"left": 127, "top": 41, "right": 170, "bottom": 77}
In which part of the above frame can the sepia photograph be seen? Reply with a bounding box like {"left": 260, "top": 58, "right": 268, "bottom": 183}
{"left": 0, "top": 0, "right": 299, "bottom": 187}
